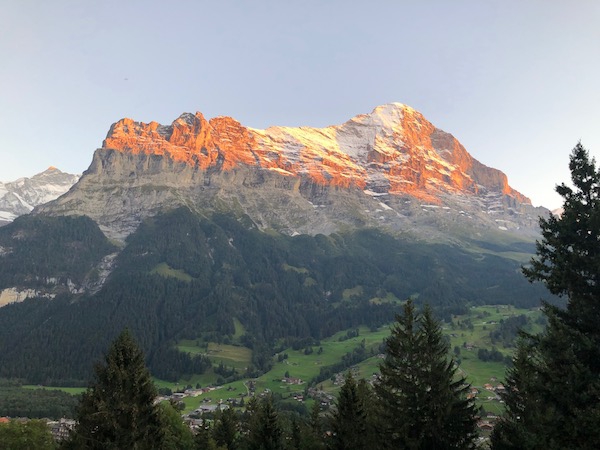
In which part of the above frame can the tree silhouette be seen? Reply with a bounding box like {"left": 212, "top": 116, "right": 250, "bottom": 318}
{"left": 245, "top": 395, "right": 282, "bottom": 450}
{"left": 376, "top": 301, "right": 476, "bottom": 449}
{"left": 493, "top": 143, "right": 600, "bottom": 449}
{"left": 328, "top": 371, "right": 369, "bottom": 450}
{"left": 64, "top": 329, "right": 164, "bottom": 449}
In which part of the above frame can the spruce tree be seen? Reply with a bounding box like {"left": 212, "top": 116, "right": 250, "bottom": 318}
{"left": 194, "top": 422, "right": 221, "bottom": 450}
{"left": 64, "top": 329, "right": 164, "bottom": 449}
{"left": 328, "top": 372, "right": 369, "bottom": 450}
{"left": 213, "top": 407, "right": 239, "bottom": 450}
{"left": 376, "top": 301, "right": 476, "bottom": 449}
{"left": 492, "top": 144, "right": 600, "bottom": 449}
{"left": 302, "top": 399, "right": 326, "bottom": 450}
{"left": 245, "top": 395, "right": 282, "bottom": 450}
{"left": 356, "top": 378, "right": 382, "bottom": 447}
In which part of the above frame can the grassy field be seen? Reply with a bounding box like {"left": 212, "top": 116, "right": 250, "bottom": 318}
{"left": 151, "top": 262, "right": 193, "bottom": 281}
{"left": 22, "top": 385, "right": 86, "bottom": 395}
{"left": 163, "top": 305, "right": 543, "bottom": 414}
{"left": 251, "top": 326, "right": 388, "bottom": 396}
{"left": 232, "top": 318, "right": 246, "bottom": 340}
{"left": 26, "top": 302, "right": 539, "bottom": 416}
{"left": 177, "top": 341, "right": 253, "bottom": 371}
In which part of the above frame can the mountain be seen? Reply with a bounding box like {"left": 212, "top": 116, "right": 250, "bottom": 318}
{"left": 0, "top": 207, "right": 550, "bottom": 384}
{"left": 0, "top": 103, "right": 556, "bottom": 384}
{"left": 38, "top": 103, "right": 546, "bottom": 241}
{"left": 0, "top": 167, "right": 79, "bottom": 225}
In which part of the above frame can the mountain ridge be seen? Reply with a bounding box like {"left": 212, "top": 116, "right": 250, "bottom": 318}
{"left": 38, "top": 103, "right": 544, "bottom": 241}
{"left": 0, "top": 167, "right": 79, "bottom": 225}
{"left": 0, "top": 104, "right": 558, "bottom": 384}
{"left": 102, "top": 103, "right": 528, "bottom": 203}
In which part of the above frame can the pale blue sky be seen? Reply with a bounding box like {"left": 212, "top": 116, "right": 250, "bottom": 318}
{"left": 2, "top": 1, "right": 599, "bottom": 209}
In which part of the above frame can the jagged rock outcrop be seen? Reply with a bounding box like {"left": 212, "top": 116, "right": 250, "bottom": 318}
{"left": 102, "top": 104, "right": 526, "bottom": 201}
{"left": 0, "top": 167, "right": 79, "bottom": 225}
{"left": 38, "top": 103, "right": 545, "bottom": 241}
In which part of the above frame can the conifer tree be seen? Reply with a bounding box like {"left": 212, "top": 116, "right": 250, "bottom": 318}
{"left": 309, "top": 400, "right": 323, "bottom": 437}
{"left": 490, "top": 338, "right": 544, "bottom": 449}
{"left": 213, "top": 407, "right": 239, "bottom": 450}
{"left": 159, "top": 402, "right": 195, "bottom": 450}
{"left": 328, "top": 371, "right": 369, "bottom": 450}
{"left": 194, "top": 422, "right": 222, "bottom": 450}
{"left": 492, "top": 144, "right": 600, "bottom": 449}
{"left": 245, "top": 395, "right": 282, "bottom": 450}
{"left": 64, "top": 329, "right": 164, "bottom": 449}
{"left": 356, "top": 378, "right": 381, "bottom": 447}
{"left": 301, "top": 399, "right": 325, "bottom": 450}
{"left": 376, "top": 301, "right": 476, "bottom": 449}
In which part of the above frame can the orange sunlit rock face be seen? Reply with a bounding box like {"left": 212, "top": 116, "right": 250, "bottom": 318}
{"left": 101, "top": 103, "right": 530, "bottom": 204}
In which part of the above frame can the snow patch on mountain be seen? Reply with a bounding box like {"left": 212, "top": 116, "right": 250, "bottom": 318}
{"left": 0, "top": 167, "right": 79, "bottom": 224}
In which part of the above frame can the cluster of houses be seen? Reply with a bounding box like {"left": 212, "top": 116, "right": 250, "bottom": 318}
{"left": 473, "top": 379, "right": 507, "bottom": 435}
{"left": 465, "top": 380, "right": 506, "bottom": 402}
{"left": 281, "top": 376, "right": 303, "bottom": 385}
{"left": 2, "top": 368, "right": 510, "bottom": 443}
{"left": 47, "top": 418, "right": 76, "bottom": 441}
{"left": 306, "top": 386, "right": 335, "bottom": 409}
{"left": 156, "top": 385, "right": 222, "bottom": 404}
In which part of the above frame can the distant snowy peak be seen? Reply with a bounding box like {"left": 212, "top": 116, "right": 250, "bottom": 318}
{"left": 0, "top": 167, "right": 79, "bottom": 224}
{"left": 102, "top": 103, "right": 530, "bottom": 205}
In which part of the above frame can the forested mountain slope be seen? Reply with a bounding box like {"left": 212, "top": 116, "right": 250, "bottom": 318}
{"left": 0, "top": 207, "right": 550, "bottom": 384}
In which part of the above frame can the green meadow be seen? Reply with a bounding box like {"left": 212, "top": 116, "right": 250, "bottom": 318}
{"left": 22, "top": 385, "right": 86, "bottom": 395}
{"left": 22, "top": 305, "right": 542, "bottom": 415}
{"left": 177, "top": 341, "right": 253, "bottom": 371}
{"left": 159, "top": 305, "right": 542, "bottom": 414}
{"left": 150, "top": 262, "right": 194, "bottom": 282}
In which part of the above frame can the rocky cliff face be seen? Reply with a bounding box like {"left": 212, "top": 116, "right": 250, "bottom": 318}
{"left": 39, "top": 103, "right": 545, "bottom": 241}
{"left": 102, "top": 103, "right": 527, "bottom": 202}
{"left": 0, "top": 168, "right": 79, "bottom": 225}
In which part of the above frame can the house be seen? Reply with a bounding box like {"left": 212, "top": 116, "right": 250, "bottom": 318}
{"left": 48, "top": 418, "right": 76, "bottom": 441}
{"left": 194, "top": 403, "right": 229, "bottom": 415}
{"left": 477, "top": 420, "right": 494, "bottom": 431}
{"left": 196, "top": 404, "right": 219, "bottom": 414}
{"left": 184, "top": 389, "right": 203, "bottom": 397}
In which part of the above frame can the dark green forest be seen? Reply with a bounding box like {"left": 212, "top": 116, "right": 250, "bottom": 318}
{"left": 60, "top": 310, "right": 477, "bottom": 449}
{"left": 0, "top": 207, "right": 550, "bottom": 384}
{"left": 0, "top": 215, "right": 116, "bottom": 287}
{"left": 0, "top": 379, "right": 78, "bottom": 419}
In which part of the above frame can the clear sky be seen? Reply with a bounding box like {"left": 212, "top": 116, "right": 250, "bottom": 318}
{"left": 2, "top": 1, "right": 599, "bottom": 209}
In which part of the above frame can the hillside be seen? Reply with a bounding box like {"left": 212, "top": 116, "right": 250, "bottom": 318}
{"left": 0, "top": 103, "right": 557, "bottom": 385}
{"left": 38, "top": 103, "right": 547, "bottom": 241}
{"left": 0, "top": 207, "right": 551, "bottom": 384}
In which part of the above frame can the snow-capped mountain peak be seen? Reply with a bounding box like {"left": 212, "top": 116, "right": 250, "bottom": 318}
{"left": 0, "top": 168, "right": 79, "bottom": 224}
